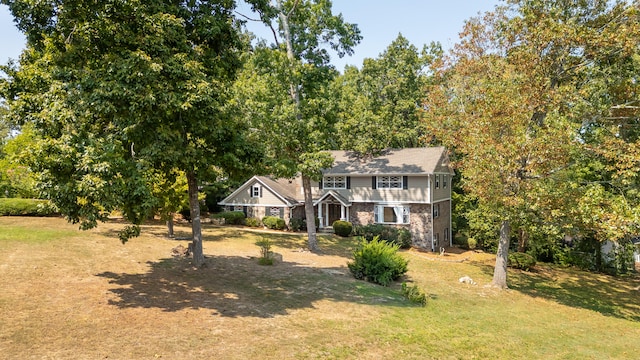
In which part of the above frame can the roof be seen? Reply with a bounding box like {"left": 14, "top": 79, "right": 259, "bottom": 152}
{"left": 257, "top": 176, "right": 301, "bottom": 204}
{"left": 219, "top": 175, "right": 301, "bottom": 206}
{"left": 324, "top": 147, "right": 454, "bottom": 175}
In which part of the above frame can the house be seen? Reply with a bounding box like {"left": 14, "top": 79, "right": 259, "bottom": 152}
{"left": 218, "top": 147, "right": 454, "bottom": 251}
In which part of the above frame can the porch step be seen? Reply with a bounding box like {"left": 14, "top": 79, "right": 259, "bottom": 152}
{"left": 318, "top": 228, "right": 334, "bottom": 234}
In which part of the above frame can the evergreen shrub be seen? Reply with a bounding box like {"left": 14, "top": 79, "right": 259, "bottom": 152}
{"left": 213, "top": 211, "right": 246, "bottom": 225}
{"left": 262, "top": 216, "right": 286, "bottom": 230}
{"left": 0, "top": 198, "right": 58, "bottom": 216}
{"left": 348, "top": 236, "right": 408, "bottom": 286}
{"left": 353, "top": 224, "right": 412, "bottom": 249}
{"left": 332, "top": 220, "right": 353, "bottom": 237}
{"left": 401, "top": 282, "right": 427, "bottom": 306}
{"left": 245, "top": 217, "right": 261, "bottom": 227}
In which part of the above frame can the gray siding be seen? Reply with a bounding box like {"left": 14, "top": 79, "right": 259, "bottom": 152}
{"left": 312, "top": 175, "right": 431, "bottom": 203}
{"left": 226, "top": 180, "right": 287, "bottom": 206}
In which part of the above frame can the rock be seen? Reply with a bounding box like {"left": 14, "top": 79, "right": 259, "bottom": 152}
{"left": 171, "top": 244, "right": 191, "bottom": 257}
{"left": 458, "top": 275, "right": 477, "bottom": 285}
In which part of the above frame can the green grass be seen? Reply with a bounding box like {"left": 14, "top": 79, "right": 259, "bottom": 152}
{"left": 0, "top": 216, "right": 639, "bottom": 359}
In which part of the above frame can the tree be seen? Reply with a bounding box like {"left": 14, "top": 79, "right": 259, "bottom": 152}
{"left": 335, "top": 34, "right": 441, "bottom": 155}
{"left": 1, "top": 0, "right": 264, "bottom": 266}
{"left": 236, "top": 0, "right": 361, "bottom": 250}
{"left": 425, "top": 0, "right": 640, "bottom": 288}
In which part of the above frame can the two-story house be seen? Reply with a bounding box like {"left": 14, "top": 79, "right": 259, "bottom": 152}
{"left": 218, "top": 147, "right": 454, "bottom": 251}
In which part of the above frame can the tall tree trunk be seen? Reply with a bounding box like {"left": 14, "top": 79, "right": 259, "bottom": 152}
{"left": 517, "top": 228, "right": 528, "bottom": 253}
{"left": 276, "top": 1, "right": 318, "bottom": 251}
{"left": 302, "top": 175, "right": 318, "bottom": 251}
{"left": 167, "top": 214, "right": 174, "bottom": 238}
{"left": 491, "top": 220, "right": 511, "bottom": 289}
{"left": 187, "top": 171, "right": 205, "bottom": 267}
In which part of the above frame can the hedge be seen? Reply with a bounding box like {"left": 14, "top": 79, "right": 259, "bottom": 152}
{"left": 0, "top": 198, "right": 59, "bottom": 216}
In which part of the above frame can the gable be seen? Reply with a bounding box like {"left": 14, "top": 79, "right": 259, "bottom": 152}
{"left": 219, "top": 176, "right": 300, "bottom": 207}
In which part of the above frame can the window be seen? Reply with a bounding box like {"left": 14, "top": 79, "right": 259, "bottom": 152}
{"left": 435, "top": 175, "right": 440, "bottom": 189}
{"left": 270, "top": 207, "right": 280, "bottom": 217}
{"left": 233, "top": 205, "right": 243, "bottom": 212}
{"left": 443, "top": 175, "right": 448, "bottom": 189}
{"left": 444, "top": 228, "right": 450, "bottom": 243}
{"left": 251, "top": 185, "right": 261, "bottom": 198}
{"left": 377, "top": 176, "right": 403, "bottom": 189}
{"left": 433, "top": 203, "right": 440, "bottom": 218}
{"left": 374, "top": 205, "right": 410, "bottom": 224}
{"left": 323, "top": 176, "right": 346, "bottom": 189}
{"left": 434, "top": 233, "right": 440, "bottom": 248}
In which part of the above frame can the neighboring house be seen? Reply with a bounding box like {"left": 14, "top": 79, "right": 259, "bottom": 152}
{"left": 219, "top": 147, "right": 454, "bottom": 251}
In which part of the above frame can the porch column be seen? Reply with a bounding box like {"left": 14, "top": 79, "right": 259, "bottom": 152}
{"left": 340, "top": 205, "right": 346, "bottom": 221}
{"left": 318, "top": 202, "right": 323, "bottom": 228}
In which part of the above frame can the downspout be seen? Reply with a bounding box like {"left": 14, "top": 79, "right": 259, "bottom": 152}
{"left": 430, "top": 174, "right": 435, "bottom": 252}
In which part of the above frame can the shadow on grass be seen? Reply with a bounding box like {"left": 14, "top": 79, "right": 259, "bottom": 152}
{"left": 97, "top": 255, "right": 408, "bottom": 318}
{"left": 477, "top": 262, "right": 640, "bottom": 322}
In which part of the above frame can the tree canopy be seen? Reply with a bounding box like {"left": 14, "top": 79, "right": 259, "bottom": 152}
{"left": 1, "top": 0, "right": 264, "bottom": 266}
{"left": 425, "top": 0, "right": 640, "bottom": 286}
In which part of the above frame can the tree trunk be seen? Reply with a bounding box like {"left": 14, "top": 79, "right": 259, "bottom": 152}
{"left": 275, "top": 2, "right": 317, "bottom": 250}
{"left": 302, "top": 175, "right": 318, "bottom": 251}
{"left": 517, "top": 228, "right": 528, "bottom": 253}
{"left": 187, "top": 171, "right": 205, "bottom": 267}
{"left": 491, "top": 220, "right": 511, "bottom": 289}
{"left": 166, "top": 214, "right": 174, "bottom": 238}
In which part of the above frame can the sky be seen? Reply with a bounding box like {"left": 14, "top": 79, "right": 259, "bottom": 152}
{"left": 1, "top": 1, "right": 501, "bottom": 71}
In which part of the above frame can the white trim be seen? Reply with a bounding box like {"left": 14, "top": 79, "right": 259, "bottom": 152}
{"left": 219, "top": 176, "right": 296, "bottom": 207}
{"left": 322, "top": 175, "right": 347, "bottom": 189}
{"left": 223, "top": 203, "right": 290, "bottom": 208}
{"left": 347, "top": 198, "right": 451, "bottom": 204}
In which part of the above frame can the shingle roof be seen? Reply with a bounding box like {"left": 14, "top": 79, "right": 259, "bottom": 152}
{"left": 324, "top": 147, "right": 453, "bottom": 175}
{"left": 256, "top": 176, "right": 301, "bottom": 204}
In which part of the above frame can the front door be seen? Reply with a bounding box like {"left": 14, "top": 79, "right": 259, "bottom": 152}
{"left": 327, "top": 203, "right": 341, "bottom": 227}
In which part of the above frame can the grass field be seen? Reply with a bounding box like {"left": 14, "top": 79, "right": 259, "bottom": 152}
{"left": 0, "top": 216, "right": 639, "bottom": 359}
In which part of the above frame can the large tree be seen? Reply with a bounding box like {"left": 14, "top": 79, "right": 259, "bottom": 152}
{"left": 236, "top": 0, "right": 361, "bottom": 250}
{"left": 335, "top": 34, "right": 441, "bottom": 155}
{"left": 1, "top": 0, "right": 264, "bottom": 266}
{"left": 426, "top": 0, "right": 640, "bottom": 288}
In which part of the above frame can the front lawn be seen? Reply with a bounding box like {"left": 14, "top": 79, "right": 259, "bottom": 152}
{"left": 0, "top": 216, "right": 638, "bottom": 359}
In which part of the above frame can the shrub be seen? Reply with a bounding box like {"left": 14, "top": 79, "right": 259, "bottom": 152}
{"left": 0, "top": 198, "right": 58, "bottom": 216}
{"left": 256, "top": 237, "right": 274, "bottom": 265}
{"left": 508, "top": 252, "right": 536, "bottom": 271}
{"left": 352, "top": 224, "right": 412, "bottom": 249}
{"left": 213, "top": 211, "right": 246, "bottom": 225}
{"left": 245, "top": 217, "right": 261, "bottom": 227}
{"left": 289, "top": 218, "right": 304, "bottom": 232}
{"left": 332, "top": 220, "right": 353, "bottom": 237}
{"left": 348, "top": 236, "right": 409, "bottom": 286}
{"left": 262, "top": 216, "right": 286, "bottom": 230}
{"left": 466, "top": 237, "right": 477, "bottom": 250}
{"left": 401, "top": 282, "right": 427, "bottom": 306}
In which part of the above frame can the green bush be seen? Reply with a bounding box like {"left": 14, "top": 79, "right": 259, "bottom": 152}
{"left": 262, "top": 216, "right": 286, "bottom": 230}
{"left": 508, "top": 252, "right": 536, "bottom": 271}
{"left": 0, "top": 198, "right": 58, "bottom": 216}
{"left": 467, "top": 237, "right": 477, "bottom": 250}
{"left": 256, "top": 237, "right": 274, "bottom": 265}
{"left": 348, "top": 236, "right": 409, "bottom": 286}
{"left": 401, "top": 282, "right": 427, "bottom": 306}
{"left": 245, "top": 217, "right": 261, "bottom": 227}
{"left": 352, "top": 224, "right": 412, "bottom": 249}
{"left": 213, "top": 211, "right": 246, "bottom": 225}
{"left": 289, "top": 218, "right": 305, "bottom": 232}
{"left": 332, "top": 220, "right": 353, "bottom": 237}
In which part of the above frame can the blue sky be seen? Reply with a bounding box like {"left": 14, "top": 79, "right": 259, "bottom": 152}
{"left": 1, "top": 1, "right": 501, "bottom": 70}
